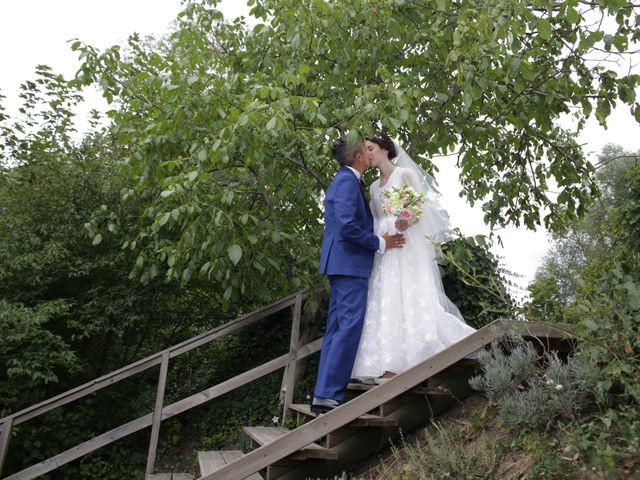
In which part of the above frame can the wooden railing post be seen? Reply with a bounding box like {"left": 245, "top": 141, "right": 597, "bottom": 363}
{"left": 0, "top": 416, "right": 14, "bottom": 477}
{"left": 145, "top": 351, "right": 170, "bottom": 477}
{"left": 281, "top": 294, "right": 303, "bottom": 423}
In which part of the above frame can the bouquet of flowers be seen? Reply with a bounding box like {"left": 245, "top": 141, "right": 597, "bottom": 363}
{"left": 380, "top": 183, "right": 426, "bottom": 220}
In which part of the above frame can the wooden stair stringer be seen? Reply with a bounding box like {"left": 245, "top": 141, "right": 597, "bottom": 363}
{"left": 275, "top": 373, "right": 475, "bottom": 479}
{"left": 197, "top": 320, "right": 571, "bottom": 480}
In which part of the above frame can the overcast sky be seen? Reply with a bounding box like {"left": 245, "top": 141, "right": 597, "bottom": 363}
{"left": 2, "top": 1, "right": 639, "bottom": 300}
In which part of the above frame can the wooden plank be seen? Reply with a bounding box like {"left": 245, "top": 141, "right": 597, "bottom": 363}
{"left": 288, "top": 404, "right": 397, "bottom": 427}
{"left": 376, "top": 393, "right": 416, "bottom": 417}
{"left": 347, "top": 381, "right": 452, "bottom": 397}
{"left": 198, "top": 451, "right": 226, "bottom": 475}
{"left": 219, "top": 452, "right": 262, "bottom": 480}
{"left": 243, "top": 427, "right": 337, "bottom": 460}
{"left": 244, "top": 426, "right": 289, "bottom": 445}
{"left": 199, "top": 320, "right": 554, "bottom": 479}
{"left": 219, "top": 451, "right": 243, "bottom": 463}
{"left": 281, "top": 294, "right": 302, "bottom": 421}
{"left": 324, "top": 426, "right": 359, "bottom": 449}
{"left": 198, "top": 452, "right": 261, "bottom": 480}
{"left": 146, "top": 351, "right": 170, "bottom": 476}
{"left": 172, "top": 475, "right": 195, "bottom": 480}
{"left": 0, "top": 416, "right": 13, "bottom": 477}
{"left": 502, "top": 320, "right": 574, "bottom": 339}
{"left": 147, "top": 474, "right": 171, "bottom": 480}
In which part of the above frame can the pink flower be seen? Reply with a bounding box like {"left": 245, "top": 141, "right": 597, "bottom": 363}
{"left": 400, "top": 209, "right": 412, "bottom": 218}
{"left": 417, "top": 202, "right": 424, "bottom": 209}
{"left": 384, "top": 202, "right": 392, "bottom": 211}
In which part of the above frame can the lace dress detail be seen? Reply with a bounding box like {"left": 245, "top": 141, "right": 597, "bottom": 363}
{"left": 351, "top": 167, "right": 475, "bottom": 378}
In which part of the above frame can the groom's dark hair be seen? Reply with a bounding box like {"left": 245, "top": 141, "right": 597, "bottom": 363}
{"left": 331, "top": 136, "right": 363, "bottom": 167}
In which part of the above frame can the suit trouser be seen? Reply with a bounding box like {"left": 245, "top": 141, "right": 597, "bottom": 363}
{"left": 313, "top": 275, "right": 368, "bottom": 402}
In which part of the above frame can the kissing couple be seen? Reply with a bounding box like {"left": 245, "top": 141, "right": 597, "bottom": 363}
{"left": 311, "top": 133, "right": 476, "bottom": 414}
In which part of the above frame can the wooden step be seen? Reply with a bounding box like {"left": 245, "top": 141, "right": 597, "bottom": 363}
{"left": 243, "top": 426, "right": 337, "bottom": 461}
{"left": 147, "top": 474, "right": 193, "bottom": 480}
{"left": 289, "top": 403, "right": 398, "bottom": 427}
{"left": 197, "top": 451, "right": 262, "bottom": 479}
{"left": 347, "top": 381, "right": 460, "bottom": 396}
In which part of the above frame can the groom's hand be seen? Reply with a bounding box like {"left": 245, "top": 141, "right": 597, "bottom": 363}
{"left": 383, "top": 233, "right": 405, "bottom": 249}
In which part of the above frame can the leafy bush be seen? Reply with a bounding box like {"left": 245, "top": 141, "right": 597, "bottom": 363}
{"left": 439, "top": 232, "right": 516, "bottom": 329}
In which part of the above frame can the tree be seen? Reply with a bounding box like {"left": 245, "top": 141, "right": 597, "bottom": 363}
{"left": 70, "top": 0, "right": 640, "bottom": 305}
{"left": 523, "top": 146, "right": 640, "bottom": 474}
{"left": 0, "top": 67, "right": 243, "bottom": 477}
{"left": 526, "top": 144, "right": 639, "bottom": 310}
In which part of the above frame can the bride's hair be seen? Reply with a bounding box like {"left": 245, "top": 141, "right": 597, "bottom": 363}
{"left": 367, "top": 133, "right": 397, "bottom": 160}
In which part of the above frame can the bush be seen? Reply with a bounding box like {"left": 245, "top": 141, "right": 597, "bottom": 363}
{"left": 439, "top": 232, "right": 516, "bottom": 329}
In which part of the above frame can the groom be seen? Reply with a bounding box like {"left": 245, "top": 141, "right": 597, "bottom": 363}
{"left": 311, "top": 136, "right": 405, "bottom": 414}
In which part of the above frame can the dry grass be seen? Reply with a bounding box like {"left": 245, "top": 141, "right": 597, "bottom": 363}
{"left": 347, "top": 395, "right": 541, "bottom": 480}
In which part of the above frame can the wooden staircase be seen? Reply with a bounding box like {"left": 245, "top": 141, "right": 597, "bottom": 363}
{"left": 0, "top": 284, "right": 572, "bottom": 480}
{"left": 152, "top": 322, "right": 570, "bottom": 480}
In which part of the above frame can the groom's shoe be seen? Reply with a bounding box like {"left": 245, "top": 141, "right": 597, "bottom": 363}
{"left": 310, "top": 397, "right": 339, "bottom": 415}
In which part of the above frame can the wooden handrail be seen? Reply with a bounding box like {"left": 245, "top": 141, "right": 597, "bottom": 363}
{"left": 1, "top": 285, "right": 322, "bottom": 428}
{"left": 0, "top": 285, "right": 324, "bottom": 480}
{"left": 3, "top": 338, "right": 324, "bottom": 480}
{"left": 199, "top": 320, "right": 572, "bottom": 480}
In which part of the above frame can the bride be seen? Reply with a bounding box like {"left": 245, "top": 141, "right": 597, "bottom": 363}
{"left": 351, "top": 134, "right": 476, "bottom": 379}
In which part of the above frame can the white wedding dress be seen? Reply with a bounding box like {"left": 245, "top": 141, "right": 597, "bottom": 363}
{"left": 351, "top": 166, "right": 476, "bottom": 378}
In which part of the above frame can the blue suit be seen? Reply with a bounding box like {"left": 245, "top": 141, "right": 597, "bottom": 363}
{"left": 314, "top": 167, "right": 381, "bottom": 402}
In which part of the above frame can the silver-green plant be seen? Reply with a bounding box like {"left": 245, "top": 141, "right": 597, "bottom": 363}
{"left": 470, "top": 335, "right": 604, "bottom": 431}
{"left": 469, "top": 334, "right": 538, "bottom": 402}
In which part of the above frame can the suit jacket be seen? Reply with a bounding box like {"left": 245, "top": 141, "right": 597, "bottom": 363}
{"left": 319, "top": 167, "right": 380, "bottom": 278}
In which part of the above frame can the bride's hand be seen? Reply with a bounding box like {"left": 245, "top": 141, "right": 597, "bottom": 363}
{"left": 395, "top": 219, "right": 410, "bottom": 232}
{"left": 395, "top": 217, "right": 419, "bottom": 232}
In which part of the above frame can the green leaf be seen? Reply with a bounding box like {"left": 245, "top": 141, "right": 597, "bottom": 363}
{"left": 596, "top": 98, "right": 611, "bottom": 124}
{"left": 158, "top": 213, "right": 170, "bottom": 226}
{"left": 223, "top": 286, "right": 232, "bottom": 300}
{"left": 565, "top": 6, "right": 580, "bottom": 25}
{"left": 537, "top": 18, "right": 552, "bottom": 40}
{"left": 520, "top": 61, "right": 534, "bottom": 81}
{"left": 182, "top": 268, "right": 192, "bottom": 282}
{"left": 92, "top": 234, "right": 102, "bottom": 246}
{"left": 228, "top": 244, "right": 243, "bottom": 265}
